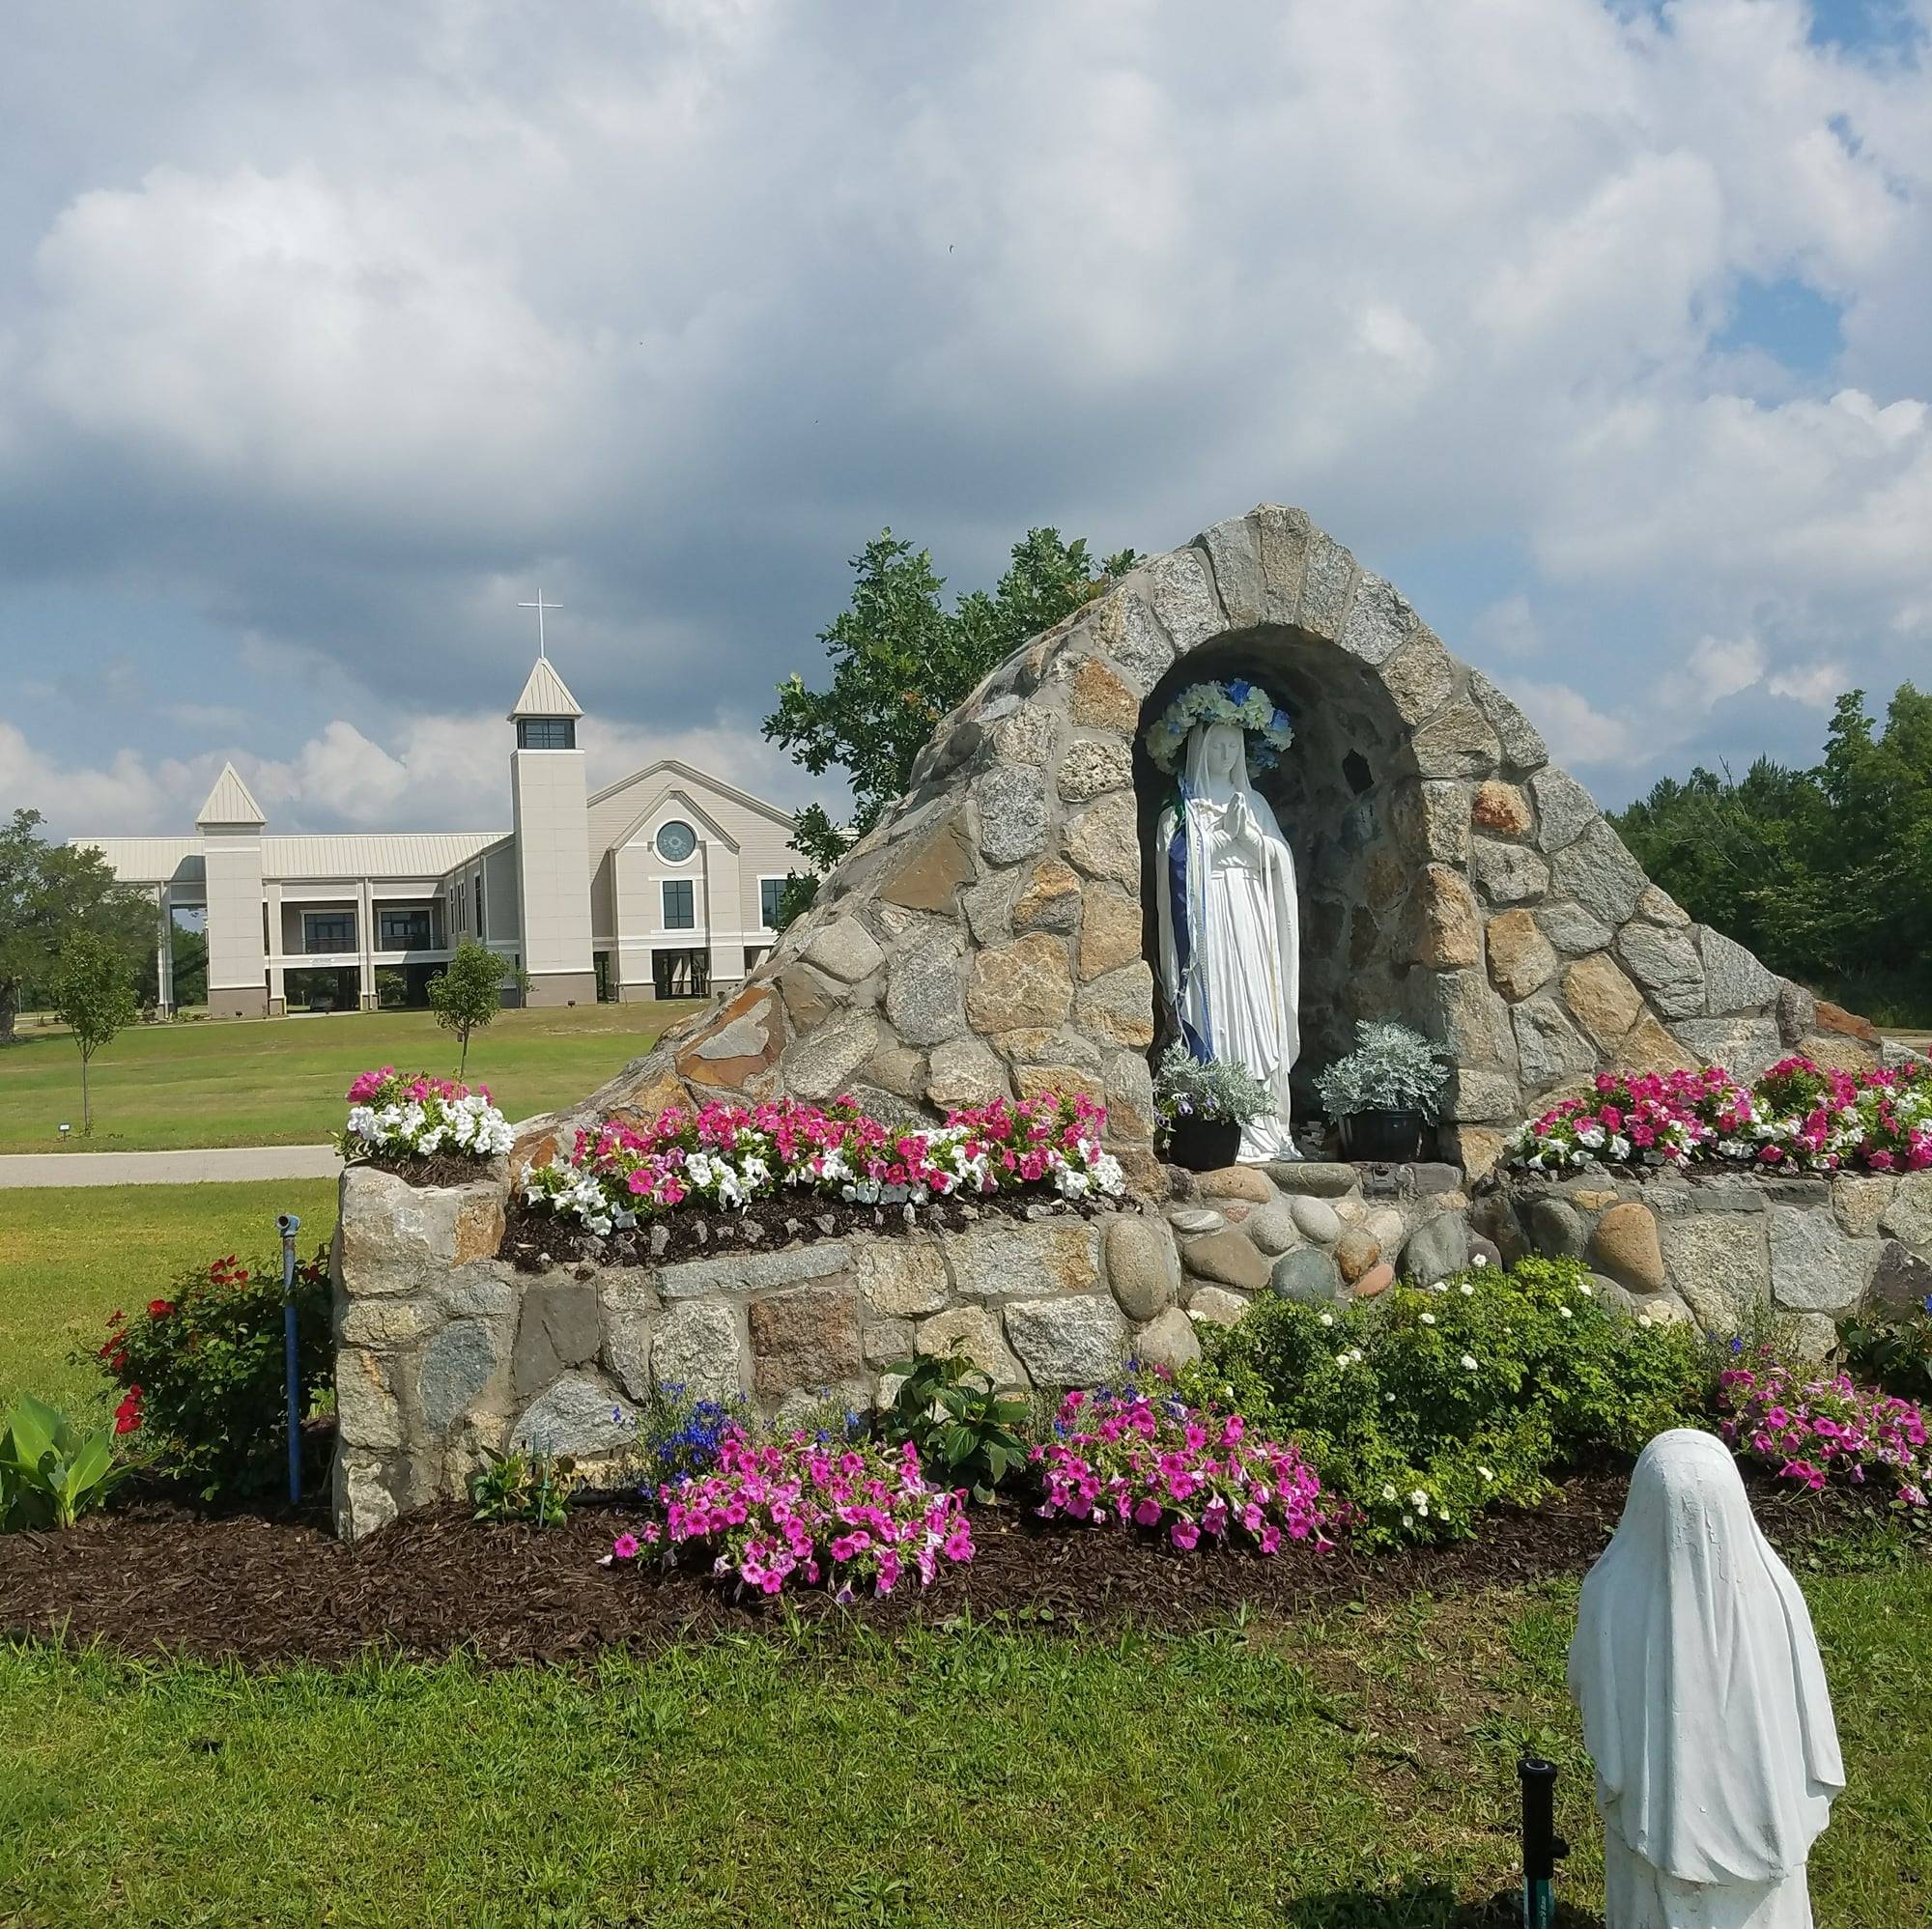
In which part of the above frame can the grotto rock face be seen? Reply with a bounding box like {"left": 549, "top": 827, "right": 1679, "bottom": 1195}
{"left": 527, "top": 503, "right": 1835, "bottom": 1186}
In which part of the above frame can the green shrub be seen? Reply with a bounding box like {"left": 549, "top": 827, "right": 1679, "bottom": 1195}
{"left": 1, "top": 1394, "right": 129, "bottom": 1530}
{"left": 1175, "top": 1255, "right": 1709, "bottom": 1545}
{"left": 91, "top": 1249, "right": 333, "bottom": 1501}
{"left": 1839, "top": 1300, "right": 1932, "bottom": 1405}
{"left": 881, "top": 1353, "right": 1031, "bottom": 1501}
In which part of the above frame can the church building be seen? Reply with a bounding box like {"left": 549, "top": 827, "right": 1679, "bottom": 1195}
{"left": 77, "top": 653, "right": 803, "bottom": 1017}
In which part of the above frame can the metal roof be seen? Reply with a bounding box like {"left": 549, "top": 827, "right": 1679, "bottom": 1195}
{"left": 508, "top": 654, "right": 583, "bottom": 720}
{"left": 262, "top": 832, "right": 507, "bottom": 879}
{"left": 73, "top": 838, "right": 205, "bottom": 884}
{"left": 194, "top": 761, "right": 268, "bottom": 826}
{"left": 76, "top": 831, "right": 507, "bottom": 887}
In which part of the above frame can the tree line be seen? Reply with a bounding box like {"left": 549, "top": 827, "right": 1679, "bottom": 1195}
{"left": 1610, "top": 685, "right": 1929, "bottom": 1027}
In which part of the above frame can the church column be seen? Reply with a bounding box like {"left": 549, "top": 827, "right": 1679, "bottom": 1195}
{"left": 156, "top": 885, "right": 173, "bottom": 1019}
{"left": 357, "top": 877, "right": 377, "bottom": 1010}
{"left": 264, "top": 880, "right": 285, "bottom": 1015}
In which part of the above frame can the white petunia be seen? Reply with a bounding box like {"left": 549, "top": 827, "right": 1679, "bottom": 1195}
{"left": 1462, "top": 1353, "right": 1479, "bottom": 1371}
{"left": 1420, "top": 1313, "right": 1435, "bottom": 1325}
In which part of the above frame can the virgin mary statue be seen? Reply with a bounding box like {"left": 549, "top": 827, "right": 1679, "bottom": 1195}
{"left": 1570, "top": 1430, "right": 1842, "bottom": 1928}
{"left": 1151, "top": 693, "right": 1301, "bottom": 1164}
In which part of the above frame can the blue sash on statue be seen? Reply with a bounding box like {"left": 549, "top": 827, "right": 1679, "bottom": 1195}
{"left": 1168, "top": 794, "right": 1210, "bottom": 1063}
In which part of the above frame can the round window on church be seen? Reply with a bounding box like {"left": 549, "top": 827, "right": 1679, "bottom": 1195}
{"left": 656, "top": 819, "right": 697, "bottom": 864}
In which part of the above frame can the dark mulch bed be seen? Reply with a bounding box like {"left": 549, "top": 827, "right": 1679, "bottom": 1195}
{"left": 501, "top": 1186, "right": 1132, "bottom": 1272}
{"left": 356, "top": 1150, "right": 501, "bottom": 1189}
{"left": 0, "top": 1465, "right": 1899, "bottom": 1670}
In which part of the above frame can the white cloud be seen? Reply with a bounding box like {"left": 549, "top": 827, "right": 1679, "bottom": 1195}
{"left": 1767, "top": 657, "right": 1851, "bottom": 706}
{"left": 1661, "top": 635, "right": 1769, "bottom": 713}
{"left": 1469, "top": 593, "right": 1542, "bottom": 659}
{"left": 12, "top": 708, "right": 824, "bottom": 839}
{"left": 0, "top": 0, "right": 1925, "bottom": 820}
{"left": 1510, "top": 680, "right": 1639, "bottom": 771}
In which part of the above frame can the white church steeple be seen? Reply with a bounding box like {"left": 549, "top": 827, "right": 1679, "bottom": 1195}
{"left": 507, "top": 638, "right": 597, "bottom": 1006}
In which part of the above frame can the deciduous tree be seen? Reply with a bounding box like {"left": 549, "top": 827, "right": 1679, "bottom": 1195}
{"left": 763, "top": 526, "right": 1135, "bottom": 919}
{"left": 0, "top": 809, "right": 152, "bottom": 1043}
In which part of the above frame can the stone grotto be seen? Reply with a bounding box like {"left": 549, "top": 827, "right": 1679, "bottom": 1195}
{"left": 330, "top": 503, "right": 1927, "bottom": 1537}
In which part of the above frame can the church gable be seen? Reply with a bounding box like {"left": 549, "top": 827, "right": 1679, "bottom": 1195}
{"left": 587, "top": 757, "right": 793, "bottom": 862}
{"left": 610, "top": 784, "right": 739, "bottom": 857}
{"left": 531, "top": 503, "right": 1858, "bottom": 1184}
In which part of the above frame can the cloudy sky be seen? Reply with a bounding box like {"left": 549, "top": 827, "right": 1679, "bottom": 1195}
{"left": 2, "top": 0, "right": 1928, "bottom": 839}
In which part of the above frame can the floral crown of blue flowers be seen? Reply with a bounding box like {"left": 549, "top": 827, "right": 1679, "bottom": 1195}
{"left": 1143, "top": 678, "right": 1294, "bottom": 775}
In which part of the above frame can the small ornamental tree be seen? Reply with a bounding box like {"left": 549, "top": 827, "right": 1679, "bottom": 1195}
{"left": 427, "top": 939, "right": 522, "bottom": 1077}
{"left": 51, "top": 929, "right": 137, "bottom": 1134}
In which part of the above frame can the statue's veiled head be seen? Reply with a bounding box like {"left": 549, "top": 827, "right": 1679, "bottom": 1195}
{"left": 1183, "top": 721, "right": 1251, "bottom": 801}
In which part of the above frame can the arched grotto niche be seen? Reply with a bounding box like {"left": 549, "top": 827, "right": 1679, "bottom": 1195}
{"left": 1135, "top": 627, "right": 1431, "bottom": 1100}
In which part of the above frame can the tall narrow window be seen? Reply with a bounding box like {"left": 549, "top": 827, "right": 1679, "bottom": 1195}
{"left": 662, "top": 879, "right": 696, "bottom": 930}
{"left": 759, "top": 877, "right": 786, "bottom": 929}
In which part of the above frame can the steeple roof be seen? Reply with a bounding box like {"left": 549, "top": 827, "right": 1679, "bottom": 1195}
{"left": 508, "top": 655, "right": 583, "bottom": 721}
{"left": 194, "top": 760, "right": 267, "bottom": 827}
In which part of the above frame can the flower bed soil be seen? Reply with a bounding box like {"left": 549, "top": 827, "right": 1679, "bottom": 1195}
{"left": 357, "top": 1150, "right": 506, "bottom": 1190}
{"left": 0, "top": 1467, "right": 1891, "bottom": 1670}
{"left": 500, "top": 1187, "right": 1133, "bottom": 1272}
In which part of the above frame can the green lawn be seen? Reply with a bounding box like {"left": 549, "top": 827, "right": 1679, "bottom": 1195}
{"left": 0, "top": 1179, "right": 339, "bottom": 1419}
{"left": 2, "top": 1556, "right": 1927, "bottom": 1928}
{"left": 2, "top": 1190, "right": 1927, "bottom": 1925}
{"left": 0, "top": 1003, "right": 675, "bottom": 1153}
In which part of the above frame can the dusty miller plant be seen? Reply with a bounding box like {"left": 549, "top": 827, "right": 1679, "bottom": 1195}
{"left": 1315, "top": 1021, "right": 1451, "bottom": 1120}
{"left": 1153, "top": 1040, "right": 1276, "bottom": 1127}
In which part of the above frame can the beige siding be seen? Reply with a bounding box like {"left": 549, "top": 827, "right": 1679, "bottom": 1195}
{"left": 481, "top": 841, "right": 519, "bottom": 944}
{"left": 511, "top": 748, "right": 595, "bottom": 979}
{"left": 593, "top": 769, "right": 799, "bottom": 991}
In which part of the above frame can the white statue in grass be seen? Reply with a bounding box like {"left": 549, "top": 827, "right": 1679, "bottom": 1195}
{"left": 1569, "top": 1430, "right": 1842, "bottom": 1929}
{"left": 1149, "top": 680, "right": 1301, "bottom": 1164}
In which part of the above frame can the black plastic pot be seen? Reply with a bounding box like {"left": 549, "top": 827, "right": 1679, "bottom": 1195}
{"left": 1338, "top": 1108, "right": 1428, "bottom": 1163}
{"left": 1168, "top": 1115, "right": 1242, "bottom": 1173}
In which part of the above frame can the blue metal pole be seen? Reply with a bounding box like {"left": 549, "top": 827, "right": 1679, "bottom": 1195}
{"left": 278, "top": 1212, "right": 302, "bottom": 1508}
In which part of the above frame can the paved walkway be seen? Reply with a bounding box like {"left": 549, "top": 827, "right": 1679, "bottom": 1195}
{"left": 0, "top": 1145, "right": 343, "bottom": 1188}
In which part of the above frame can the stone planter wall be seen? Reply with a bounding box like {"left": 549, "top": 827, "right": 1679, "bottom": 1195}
{"left": 331, "top": 1156, "right": 1486, "bottom": 1538}
{"left": 1483, "top": 1168, "right": 1932, "bottom": 1359}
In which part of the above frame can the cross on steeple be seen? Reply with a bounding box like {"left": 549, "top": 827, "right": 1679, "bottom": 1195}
{"left": 518, "top": 587, "right": 561, "bottom": 659}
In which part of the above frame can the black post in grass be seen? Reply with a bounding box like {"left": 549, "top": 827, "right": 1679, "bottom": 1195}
{"left": 1519, "top": 1755, "right": 1567, "bottom": 1928}
{"left": 277, "top": 1212, "right": 302, "bottom": 1508}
